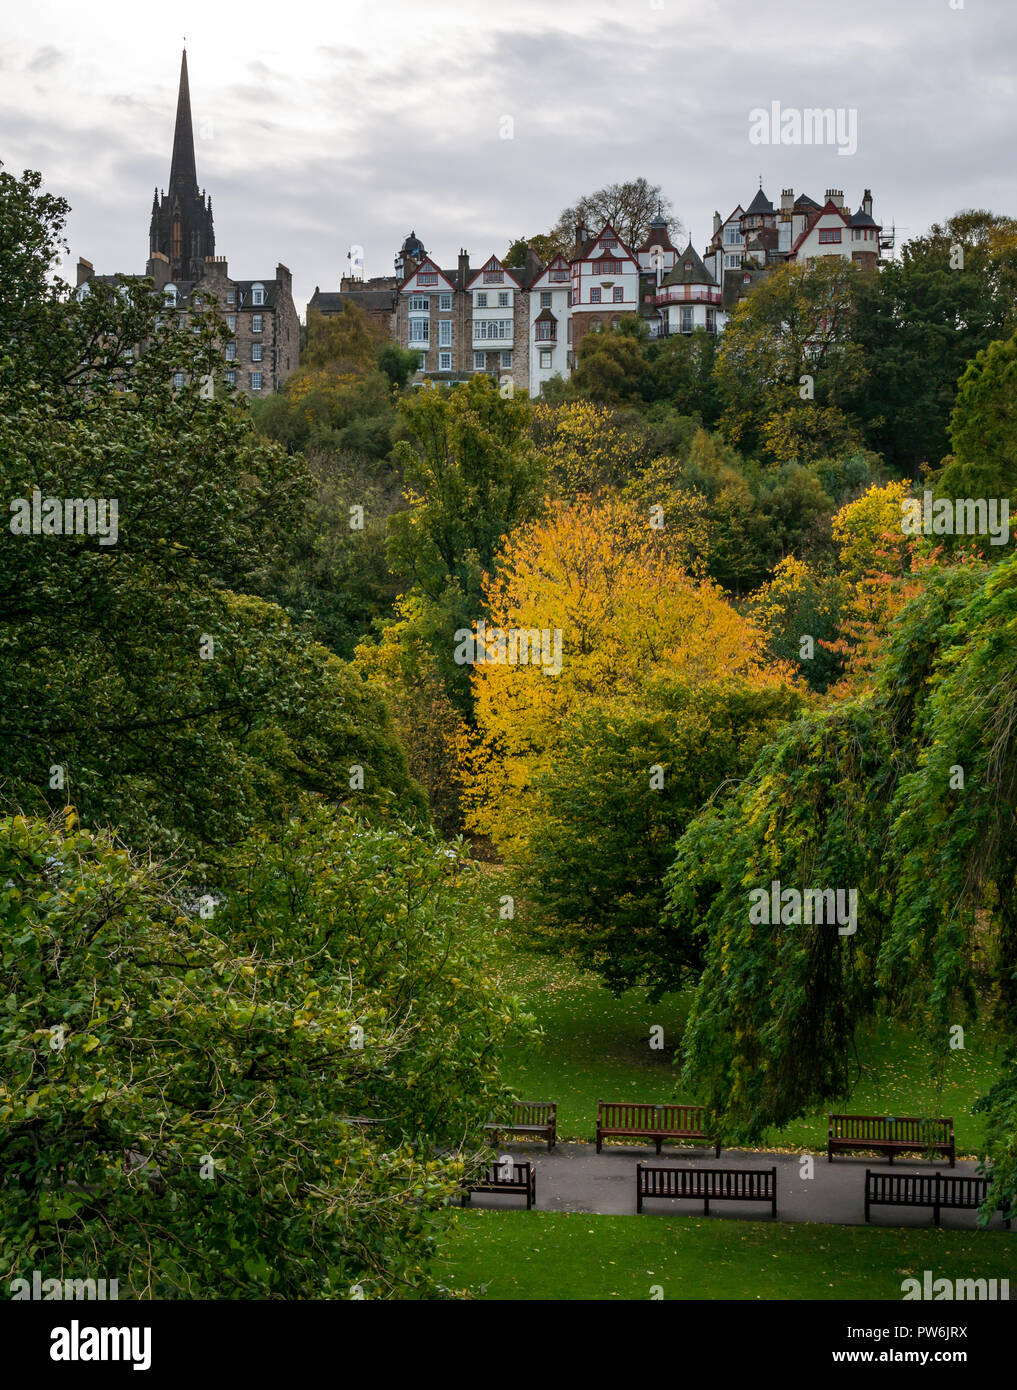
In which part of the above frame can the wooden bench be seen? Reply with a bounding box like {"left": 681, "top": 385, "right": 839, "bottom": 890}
{"left": 828, "top": 1114, "right": 955, "bottom": 1166}
{"left": 484, "top": 1101, "right": 557, "bottom": 1151}
{"left": 596, "top": 1101, "right": 721, "bottom": 1157}
{"left": 864, "top": 1170, "right": 1011, "bottom": 1227}
{"left": 637, "top": 1163, "right": 777, "bottom": 1218}
{"left": 461, "top": 1160, "right": 536, "bottom": 1210}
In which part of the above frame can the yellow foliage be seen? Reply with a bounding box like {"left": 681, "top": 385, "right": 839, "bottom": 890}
{"left": 831, "top": 480, "right": 911, "bottom": 583}
{"left": 460, "top": 495, "right": 795, "bottom": 857}
{"left": 532, "top": 400, "right": 643, "bottom": 494}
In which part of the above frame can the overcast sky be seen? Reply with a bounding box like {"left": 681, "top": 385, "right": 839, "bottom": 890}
{"left": 2, "top": 0, "right": 1015, "bottom": 316}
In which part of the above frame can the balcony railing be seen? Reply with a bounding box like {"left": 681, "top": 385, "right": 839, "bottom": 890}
{"left": 652, "top": 286, "right": 722, "bottom": 306}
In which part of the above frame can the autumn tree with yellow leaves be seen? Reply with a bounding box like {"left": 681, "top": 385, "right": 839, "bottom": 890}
{"left": 459, "top": 494, "right": 798, "bottom": 859}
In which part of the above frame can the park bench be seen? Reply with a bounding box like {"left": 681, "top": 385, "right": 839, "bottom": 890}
{"left": 484, "top": 1101, "right": 557, "bottom": 1150}
{"left": 596, "top": 1101, "right": 721, "bottom": 1157}
{"left": 864, "top": 1169, "right": 1011, "bottom": 1227}
{"left": 636, "top": 1163, "right": 778, "bottom": 1218}
{"left": 828, "top": 1114, "right": 955, "bottom": 1166}
{"left": 461, "top": 1160, "right": 536, "bottom": 1210}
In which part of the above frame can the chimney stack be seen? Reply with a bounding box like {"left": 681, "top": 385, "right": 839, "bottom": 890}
{"left": 862, "top": 188, "right": 873, "bottom": 217}
{"left": 458, "top": 248, "right": 470, "bottom": 288}
{"left": 824, "top": 188, "right": 845, "bottom": 209}
{"left": 76, "top": 257, "right": 93, "bottom": 287}
{"left": 713, "top": 210, "right": 722, "bottom": 235}
{"left": 145, "top": 251, "right": 170, "bottom": 289}
{"left": 781, "top": 188, "right": 794, "bottom": 214}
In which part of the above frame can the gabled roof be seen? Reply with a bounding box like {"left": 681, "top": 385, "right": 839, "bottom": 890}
{"left": 398, "top": 256, "right": 455, "bottom": 293}
{"left": 580, "top": 223, "right": 638, "bottom": 264}
{"left": 787, "top": 200, "right": 851, "bottom": 258}
{"left": 465, "top": 254, "right": 523, "bottom": 291}
{"left": 745, "top": 187, "right": 774, "bottom": 215}
{"left": 794, "top": 193, "right": 821, "bottom": 211}
{"left": 530, "top": 253, "right": 572, "bottom": 289}
{"left": 661, "top": 241, "right": 718, "bottom": 288}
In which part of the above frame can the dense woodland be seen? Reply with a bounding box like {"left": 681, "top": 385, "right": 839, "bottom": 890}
{"left": 3, "top": 161, "right": 1017, "bottom": 1297}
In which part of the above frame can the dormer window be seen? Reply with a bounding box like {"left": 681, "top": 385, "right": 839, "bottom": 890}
{"left": 684, "top": 262, "right": 692, "bottom": 271}
{"left": 251, "top": 283, "right": 265, "bottom": 306}
{"left": 164, "top": 284, "right": 177, "bottom": 306}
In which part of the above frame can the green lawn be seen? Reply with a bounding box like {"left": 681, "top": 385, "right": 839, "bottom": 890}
{"left": 490, "top": 928, "right": 1002, "bottom": 1155}
{"left": 437, "top": 1209, "right": 1016, "bottom": 1300}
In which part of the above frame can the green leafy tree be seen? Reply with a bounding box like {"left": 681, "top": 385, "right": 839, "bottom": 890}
{"left": 570, "top": 323, "right": 646, "bottom": 403}
{"left": 0, "top": 807, "right": 531, "bottom": 1299}
{"left": 715, "top": 258, "right": 866, "bottom": 460}
{"left": 930, "top": 328, "right": 1017, "bottom": 556}
{"left": 382, "top": 375, "right": 548, "bottom": 709}
{"left": 849, "top": 211, "right": 1017, "bottom": 472}
{"left": 526, "top": 680, "right": 803, "bottom": 996}
{"left": 0, "top": 172, "right": 420, "bottom": 861}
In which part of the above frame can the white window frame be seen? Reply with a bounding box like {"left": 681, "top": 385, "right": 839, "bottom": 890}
{"left": 409, "top": 295, "right": 430, "bottom": 313}
{"left": 438, "top": 320, "right": 452, "bottom": 347}
{"left": 251, "top": 371, "right": 263, "bottom": 391}
{"left": 438, "top": 351, "right": 452, "bottom": 371}
{"left": 439, "top": 293, "right": 452, "bottom": 312}
{"left": 252, "top": 343, "right": 263, "bottom": 362}
{"left": 252, "top": 314, "right": 263, "bottom": 332}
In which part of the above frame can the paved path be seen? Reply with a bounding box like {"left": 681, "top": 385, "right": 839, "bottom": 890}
{"left": 470, "top": 1142, "right": 1010, "bottom": 1230}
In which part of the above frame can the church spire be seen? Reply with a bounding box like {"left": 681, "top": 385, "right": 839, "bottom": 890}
{"left": 169, "top": 49, "right": 198, "bottom": 194}
{"left": 149, "top": 49, "right": 214, "bottom": 281}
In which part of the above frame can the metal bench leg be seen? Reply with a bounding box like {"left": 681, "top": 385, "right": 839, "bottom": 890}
{"left": 704, "top": 1196, "right": 710, "bottom": 1216}
{"left": 655, "top": 1137, "right": 662, "bottom": 1155}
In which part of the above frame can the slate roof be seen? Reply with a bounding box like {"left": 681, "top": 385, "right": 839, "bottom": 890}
{"left": 745, "top": 187, "right": 774, "bottom": 215}
{"left": 661, "top": 241, "right": 718, "bottom": 288}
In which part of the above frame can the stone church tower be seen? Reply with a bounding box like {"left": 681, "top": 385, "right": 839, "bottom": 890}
{"left": 148, "top": 50, "right": 215, "bottom": 281}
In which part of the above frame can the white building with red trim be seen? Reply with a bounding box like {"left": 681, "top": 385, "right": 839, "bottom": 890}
{"left": 568, "top": 222, "right": 641, "bottom": 363}
{"left": 527, "top": 253, "right": 572, "bottom": 396}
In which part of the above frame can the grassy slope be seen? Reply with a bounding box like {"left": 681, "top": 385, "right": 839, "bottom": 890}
{"left": 437, "top": 1209, "right": 1015, "bottom": 1301}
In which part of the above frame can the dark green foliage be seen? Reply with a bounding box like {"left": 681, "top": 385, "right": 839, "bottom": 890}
{"left": 528, "top": 681, "right": 804, "bottom": 998}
